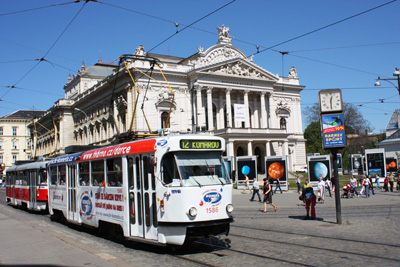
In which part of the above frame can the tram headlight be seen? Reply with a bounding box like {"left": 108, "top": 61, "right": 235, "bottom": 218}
{"left": 226, "top": 204, "right": 234, "bottom": 213}
{"left": 189, "top": 207, "right": 197, "bottom": 217}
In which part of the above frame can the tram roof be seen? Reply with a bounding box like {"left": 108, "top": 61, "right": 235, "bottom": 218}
{"left": 6, "top": 161, "right": 49, "bottom": 172}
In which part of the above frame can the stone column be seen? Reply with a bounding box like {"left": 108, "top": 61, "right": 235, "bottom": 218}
{"left": 267, "top": 93, "right": 271, "bottom": 128}
{"left": 244, "top": 89, "right": 250, "bottom": 128}
{"left": 284, "top": 140, "right": 288, "bottom": 156}
{"left": 218, "top": 92, "right": 224, "bottom": 129}
{"left": 227, "top": 140, "right": 234, "bottom": 159}
{"left": 207, "top": 87, "right": 213, "bottom": 131}
{"left": 247, "top": 141, "right": 252, "bottom": 156}
{"left": 225, "top": 88, "right": 232, "bottom": 128}
{"left": 260, "top": 92, "right": 267, "bottom": 128}
{"left": 196, "top": 86, "right": 204, "bottom": 129}
{"left": 266, "top": 141, "right": 270, "bottom": 156}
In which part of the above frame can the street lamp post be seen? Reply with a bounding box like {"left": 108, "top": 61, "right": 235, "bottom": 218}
{"left": 75, "top": 108, "right": 89, "bottom": 145}
{"left": 374, "top": 67, "right": 400, "bottom": 94}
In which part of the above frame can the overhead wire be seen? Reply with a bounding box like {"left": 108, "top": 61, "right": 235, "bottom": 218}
{"left": 146, "top": 0, "right": 237, "bottom": 53}
{"left": 251, "top": 0, "right": 398, "bottom": 56}
{"left": 1, "top": 1, "right": 89, "bottom": 99}
{"left": 0, "top": 1, "right": 75, "bottom": 16}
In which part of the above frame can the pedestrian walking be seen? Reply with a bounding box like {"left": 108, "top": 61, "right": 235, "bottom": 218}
{"left": 262, "top": 178, "right": 277, "bottom": 213}
{"left": 296, "top": 176, "right": 301, "bottom": 194}
{"left": 375, "top": 174, "right": 383, "bottom": 191}
{"left": 363, "top": 175, "right": 371, "bottom": 198}
{"left": 300, "top": 180, "right": 316, "bottom": 220}
{"left": 325, "top": 178, "right": 332, "bottom": 197}
{"left": 242, "top": 175, "right": 250, "bottom": 193}
{"left": 389, "top": 173, "right": 394, "bottom": 192}
{"left": 350, "top": 175, "right": 360, "bottom": 197}
{"left": 368, "top": 175, "right": 375, "bottom": 195}
{"left": 360, "top": 176, "right": 365, "bottom": 196}
{"left": 250, "top": 178, "right": 262, "bottom": 202}
{"left": 384, "top": 176, "right": 389, "bottom": 192}
{"left": 274, "top": 177, "right": 283, "bottom": 194}
{"left": 317, "top": 175, "right": 325, "bottom": 203}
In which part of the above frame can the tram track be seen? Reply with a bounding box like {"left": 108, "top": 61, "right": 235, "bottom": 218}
{"left": 228, "top": 232, "right": 400, "bottom": 263}
{"left": 231, "top": 223, "right": 400, "bottom": 248}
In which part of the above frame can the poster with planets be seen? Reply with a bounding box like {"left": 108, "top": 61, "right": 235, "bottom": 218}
{"left": 265, "top": 158, "right": 287, "bottom": 182}
{"left": 386, "top": 157, "right": 398, "bottom": 173}
{"left": 351, "top": 154, "right": 363, "bottom": 173}
{"left": 308, "top": 158, "right": 331, "bottom": 182}
{"left": 236, "top": 157, "right": 256, "bottom": 181}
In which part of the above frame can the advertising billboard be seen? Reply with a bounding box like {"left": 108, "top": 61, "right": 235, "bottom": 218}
{"left": 236, "top": 156, "right": 257, "bottom": 182}
{"left": 386, "top": 157, "right": 398, "bottom": 173}
{"left": 365, "top": 148, "right": 386, "bottom": 178}
{"left": 307, "top": 155, "right": 331, "bottom": 183}
{"left": 350, "top": 154, "right": 363, "bottom": 175}
{"left": 265, "top": 156, "right": 288, "bottom": 190}
{"left": 321, "top": 113, "right": 346, "bottom": 148}
{"left": 265, "top": 156, "right": 287, "bottom": 182}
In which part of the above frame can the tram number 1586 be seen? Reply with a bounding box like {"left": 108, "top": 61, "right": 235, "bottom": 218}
{"left": 206, "top": 207, "right": 219, "bottom": 213}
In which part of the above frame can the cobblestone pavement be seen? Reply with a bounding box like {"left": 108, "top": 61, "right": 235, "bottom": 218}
{"left": 1, "top": 188, "right": 399, "bottom": 266}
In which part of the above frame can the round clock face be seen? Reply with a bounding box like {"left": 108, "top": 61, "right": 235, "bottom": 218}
{"left": 319, "top": 91, "right": 342, "bottom": 112}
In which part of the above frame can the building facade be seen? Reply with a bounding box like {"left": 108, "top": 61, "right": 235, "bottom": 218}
{"left": 30, "top": 26, "right": 306, "bottom": 175}
{"left": 0, "top": 110, "right": 45, "bottom": 171}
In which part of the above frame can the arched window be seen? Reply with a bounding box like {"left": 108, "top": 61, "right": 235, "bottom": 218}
{"left": 280, "top": 118, "right": 286, "bottom": 129}
{"left": 236, "top": 146, "right": 244, "bottom": 157}
{"left": 161, "top": 112, "right": 169, "bottom": 129}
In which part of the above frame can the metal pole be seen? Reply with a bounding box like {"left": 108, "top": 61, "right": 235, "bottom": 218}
{"left": 332, "top": 149, "right": 342, "bottom": 224}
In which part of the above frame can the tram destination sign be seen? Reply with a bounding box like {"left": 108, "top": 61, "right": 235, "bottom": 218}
{"left": 180, "top": 140, "right": 221, "bottom": 149}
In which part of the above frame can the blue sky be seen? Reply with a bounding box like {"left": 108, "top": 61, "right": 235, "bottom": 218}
{"left": 1, "top": 0, "right": 399, "bottom": 133}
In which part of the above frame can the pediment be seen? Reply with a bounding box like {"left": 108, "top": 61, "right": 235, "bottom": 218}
{"left": 195, "top": 58, "right": 279, "bottom": 81}
{"left": 186, "top": 44, "right": 247, "bottom": 67}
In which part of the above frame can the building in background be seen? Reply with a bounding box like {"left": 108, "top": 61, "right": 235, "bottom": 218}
{"left": 29, "top": 26, "right": 306, "bottom": 175}
{"left": 0, "top": 110, "right": 45, "bottom": 173}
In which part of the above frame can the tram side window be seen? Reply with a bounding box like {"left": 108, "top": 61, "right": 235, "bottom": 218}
{"left": 128, "top": 157, "right": 134, "bottom": 189}
{"left": 92, "top": 160, "right": 105, "bottom": 186}
{"left": 107, "top": 157, "right": 122, "bottom": 187}
{"left": 38, "top": 169, "right": 47, "bottom": 185}
{"left": 58, "top": 165, "right": 66, "bottom": 185}
{"left": 143, "top": 156, "right": 149, "bottom": 190}
{"left": 21, "top": 170, "right": 28, "bottom": 185}
{"left": 79, "top": 162, "right": 90, "bottom": 186}
{"left": 50, "top": 166, "right": 58, "bottom": 185}
{"left": 161, "top": 152, "right": 178, "bottom": 185}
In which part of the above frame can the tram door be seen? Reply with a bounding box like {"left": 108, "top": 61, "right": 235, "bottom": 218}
{"left": 67, "top": 165, "right": 77, "bottom": 221}
{"left": 128, "top": 154, "right": 157, "bottom": 240}
{"left": 29, "top": 170, "right": 37, "bottom": 207}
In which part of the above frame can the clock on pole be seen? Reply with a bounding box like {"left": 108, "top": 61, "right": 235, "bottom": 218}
{"left": 319, "top": 89, "right": 343, "bottom": 113}
{"left": 318, "top": 88, "right": 344, "bottom": 224}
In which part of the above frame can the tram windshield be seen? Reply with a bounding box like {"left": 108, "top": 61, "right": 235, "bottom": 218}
{"left": 161, "top": 152, "right": 231, "bottom": 187}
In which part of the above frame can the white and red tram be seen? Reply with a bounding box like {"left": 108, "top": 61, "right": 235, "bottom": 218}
{"left": 5, "top": 161, "right": 49, "bottom": 211}
{"left": 48, "top": 135, "right": 233, "bottom": 245}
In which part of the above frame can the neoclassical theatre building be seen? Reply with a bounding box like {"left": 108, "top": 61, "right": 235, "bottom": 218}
{"left": 30, "top": 26, "right": 306, "bottom": 175}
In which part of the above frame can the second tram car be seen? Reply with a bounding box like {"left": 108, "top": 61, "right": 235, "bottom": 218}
{"left": 48, "top": 135, "right": 233, "bottom": 245}
{"left": 5, "top": 161, "right": 49, "bottom": 211}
